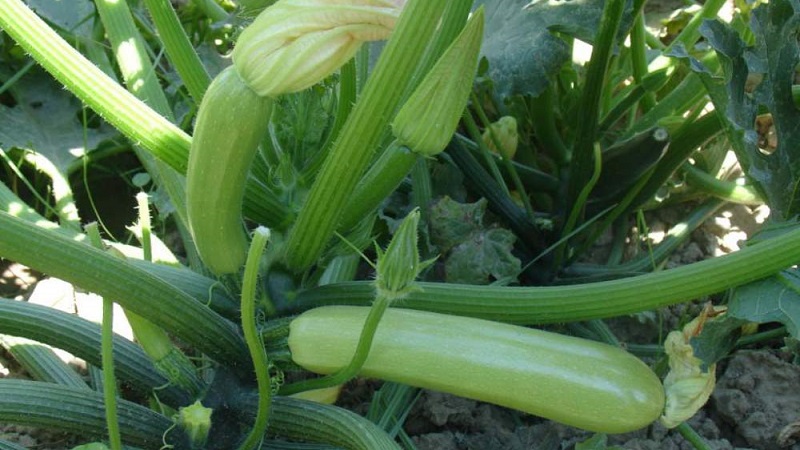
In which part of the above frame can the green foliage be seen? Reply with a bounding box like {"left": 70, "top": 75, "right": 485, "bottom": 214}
{"left": 729, "top": 269, "right": 800, "bottom": 338}
{"left": 0, "top": 70, "right": 116, "bottom": 174}
{"left": 428, "top": 197, "right": 520, "bottom": 284}
{"left": 26, "top": 0, "right": 95, "bottom": 35}
{"left": 477, "top": 0, "right": 632, "bottom": 98}
{"left": 673, "top": 0, "right": 800, "bottom": 219}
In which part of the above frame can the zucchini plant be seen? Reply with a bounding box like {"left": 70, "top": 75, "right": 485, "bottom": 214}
{"left": 0, "top": 0, "right": 798, "bottom": 449}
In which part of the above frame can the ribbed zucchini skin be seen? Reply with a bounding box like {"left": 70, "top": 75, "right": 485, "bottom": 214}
{"left": 0, "top": 298, "right": 191, "bottom": 406}
{"left": 234, "top": 395, "right": 401, "bottom": 450}
{"left": 0, "top": 379, "right": 178, "bottom": 449}
{"left": 187, "top": 65, "right": 273, "bottom": 274}
{"left": 289, "top": 306, "right": 665, "bottom": 434}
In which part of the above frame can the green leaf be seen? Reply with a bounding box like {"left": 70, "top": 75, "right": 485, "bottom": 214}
{"left": 728, "top": 268, "right": 800, "bottom": 339}
{"left": 672, "top": 0, "right": 800, "bottom": 219}
{"left": 475, "top": 0, "right": 632, "bottom": 97}
{"left": 689, "top": 314, "right": 747, "bottom": 370}
{"left": 0, "top": 71, "right": 116, "bottom": 174}
{"left": 25, "top": 0, "right": 95, "bottom": 36}
{"left": 428, "top": 196, "right": 487, "bottom": 252}
{"left": 445, "top": 227, "right": 521, "bottom": 285}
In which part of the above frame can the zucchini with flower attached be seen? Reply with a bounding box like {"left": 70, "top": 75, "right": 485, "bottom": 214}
{"left": 287, "top": 305, "right": 666, "bottom": 434}
{"left": 186, "top": 0, "right": 402, "bottom": 274}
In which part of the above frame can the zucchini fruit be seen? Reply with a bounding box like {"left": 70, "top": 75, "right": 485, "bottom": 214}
{"left": 288, "top": 306, "right": 665, "bottom": 433}
{"left": 187, "top": 66, "right": 273, "bottom": 274}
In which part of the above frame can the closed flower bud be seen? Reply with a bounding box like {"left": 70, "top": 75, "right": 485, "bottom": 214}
{"left": 232, "top": 0, "right": 402, "bottom": 97}
{"left": 392, "top": 7, "right": 484, "bottom": 156}
{"left": 375, "top": 208, "right": 434, "bottom": 301}
{"left": 482, "top": 116, "right": 518, "bottom": 159}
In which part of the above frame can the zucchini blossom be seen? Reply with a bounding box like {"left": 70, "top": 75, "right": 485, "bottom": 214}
{"left": 660, "top": 305, "right": 723, "bottom": 428}
{"left": 374, "top": 209, "right": 434, "bottom": 301}
{"left": 232, "top": 0, "right": 403, "bottom": 96}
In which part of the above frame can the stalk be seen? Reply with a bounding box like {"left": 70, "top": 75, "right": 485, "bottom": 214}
{"left": 567, "top": 0, "right": 626, "bottom": 219}
{"left": 142, "top": 0, "right": 211, "bottom": 104}
{"left": 0, "top": 379, "right": 176, "bottom": 449}
{"left": 94, "top": 0, "right": 194, "bottom": 235}
{"left": 0, "top": 0, "right": 290, "bottom": 229}
{"left": 630, "top": 10, "right": 656, "bottom": 113}
{"left": 239, "top": 227, "right": 273, "bottom": 450}
{"left": 338, "top": 141, "right": 418, "bottom": 232}
{"left": 85, "top": 223, "right": 123, "bottom": 450}
{"left": 682, "top": 163, "right": 763, "bottom": 205}
{"left": 291, "top": 224, "right": 800, "bottom": 324}
{"left": 664, "top": 0, "right": 728, "bottom": 55}
{"left": 0, "top": 0, "right": 190, "bottom": 173}
{"left": 0, "top": 210, "right": 249, "bottom": 371}
{"left": 0, "top": 298, "right": 191, "bottom": 406}
{"left": 283, "top": 0, "right": 450, "bottom": 271}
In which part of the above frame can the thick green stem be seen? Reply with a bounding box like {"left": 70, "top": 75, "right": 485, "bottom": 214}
{"left": 142, "top": 0, "right": 211, "bottom": 103}
{"left": 339, "top": 141, "right": 418, "bottom": 232}
{"left": 630, "top": 10, "right": 656, "bottom": 113}
{"left": 682, "top": 163, "right": 763, "bottom": 205}
{"left": 567, "top": 0, "right": 625, "bottom": 214}
{"left": 0, "top": 210, "right": 249, "bottom": 371}
{"left": 664, "top": 0, "right": 728, "bottom": 54}
{"left": 94, "top": 0, "right": 194, "bottom": 234}
{"left": 284, "top": 0, "right": 451, "bottom": 271}
{"left": 0, "top": 0, "right": 190, "bottom": 172}
{"left": 292, "top": 224, "right": 800, "bottom": 324}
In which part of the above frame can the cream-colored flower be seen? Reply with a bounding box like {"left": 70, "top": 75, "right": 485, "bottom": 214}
{"left": 482, "top": 116, "right": 519, "bottom": 159}
{"left": 660, "top": 305, "right": 724, "bottom": 428}
{"left": 232, "top": 0, "right": 402, "bottom": 96}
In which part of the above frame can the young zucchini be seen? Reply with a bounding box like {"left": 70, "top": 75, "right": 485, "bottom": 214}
{"left": 187, "top": 66, "right": 273, "bottom": 274}
{"left": 288, "top": 306, "right": 665, "bottom": 434}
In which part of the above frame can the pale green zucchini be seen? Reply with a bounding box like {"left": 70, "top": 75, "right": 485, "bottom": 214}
{"left": 187, "top": 66, "right": 273, "bottom": 274}
{"left": 289, "top": 306, "right": 665, "bottom": 434}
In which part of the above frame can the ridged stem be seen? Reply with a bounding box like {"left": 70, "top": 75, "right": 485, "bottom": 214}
{"left": 283, "top": 0, "right": 451, "bottom": 271}
{"left": 0, "top": 0, "right": 190, "bottom": 173}
{"left": 237, "top": 396, "right": 402, "bottom": 450}
{"left": 0, "top": 298, "right": 190, "bottom": 406}
{"left": 142, "top": 0, "right": 211, "bottom": 104}
{"left": 567, "top": 0, "right": 626, "bottom": 216}
{"left": 0, "top": 379, "right": 176, "bottom": 449}
{"left": 291, "top": 223, "right": 800, "bottom": 324}
{"left": 0, "top": 210, "right": 250, "bottom": 372}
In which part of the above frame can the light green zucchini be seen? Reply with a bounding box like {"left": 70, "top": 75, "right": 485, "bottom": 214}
{"left": 289, "top": 306, "right": 665, "bottom": 434}
{"left": 187, "top": 66, "right": 273, "bottom": 274}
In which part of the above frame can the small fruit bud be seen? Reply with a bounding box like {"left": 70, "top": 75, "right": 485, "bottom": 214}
{"left": 178, "top": 400, "right": 213, "bottom": 449}
{"left": 392, "top": 7, "right": 484, "bottom": 156}
{"left": 232, "top": 0, "right": 403, "bottom": 97}
{"left": 482, "top": 116, "right": 518, "bottom": 159}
